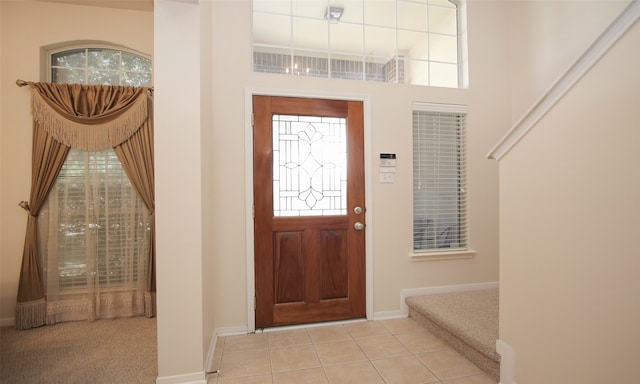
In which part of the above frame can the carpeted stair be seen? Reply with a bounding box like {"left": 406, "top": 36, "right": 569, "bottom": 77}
{"left": 405, "top": 288, "right": 500, "bottom": 381}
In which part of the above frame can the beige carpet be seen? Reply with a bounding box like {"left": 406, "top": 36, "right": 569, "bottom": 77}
{"left": 405, "top": 288, "right": 500, "bottom": 381}
{"left": 0, "top": 316, "right": 157, "bottom": 384}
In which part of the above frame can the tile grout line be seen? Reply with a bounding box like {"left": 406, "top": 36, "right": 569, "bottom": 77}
{"left": 396, "top": 331, "right": 446, "bottom": 383}
{"left": 348, "top": 326, "right": 388, "bottom": 383}
{"left": 305, "top": 327, "right": 333, "bottom": 384}
{"left": 267, "top": 331, "right": 275, "bottom": 383}
{"left": 389, "top": 331, "right": 443, "bottom": 384}
{"left": 382, "top": 321, "right": 443, "bottom": 384}
{"left": 213, "top": 319, "right": 495, "bottom": 384}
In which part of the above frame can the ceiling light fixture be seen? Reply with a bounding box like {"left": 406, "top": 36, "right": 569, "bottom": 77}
{"left": 325, "top": 6, "right": 344, "bottom": 23}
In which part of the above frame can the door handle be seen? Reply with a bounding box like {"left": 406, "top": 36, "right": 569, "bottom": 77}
{"left": 354, "top": 222, "right": 365, "bottom": 230}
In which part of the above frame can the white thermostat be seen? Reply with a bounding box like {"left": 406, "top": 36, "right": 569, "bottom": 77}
{"left": 379, "top": 153, "right": 396, "bottom": 167}
{"left": 379, "top": 153, "right": 396, "bottom": 183}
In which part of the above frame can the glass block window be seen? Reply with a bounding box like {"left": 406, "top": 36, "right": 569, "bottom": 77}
{"left": 253, "top": 0, "right": 467, "bottom": 88}
{"left": 273, "top": 114, "right": 347, "bottom": 216}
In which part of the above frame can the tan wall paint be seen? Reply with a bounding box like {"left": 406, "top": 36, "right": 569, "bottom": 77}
{"left": 499, "top": 17, "right": 640, "bottom": 384}
{"left": 154, "top": 0, "right": 206, "bottom": 378}
{"left": 2, "top": 0, "right": 513, "bottom": 378}
{"left": 1, "top": 0, "right": 635, "bottom": 380}
{"left": 506, "top": 0, "right": 629, "bottom": 124}
{"left": 0, "top": 0, "right": 507, "bottom": 325}
{"left": 206, "top": 0, "right": 509, "bottom": 330}
{"left": 199, "top": 0, "right": 216, "bottom": 371}
{"left": 0, "top": 0, "right": 153, "bottom": 321}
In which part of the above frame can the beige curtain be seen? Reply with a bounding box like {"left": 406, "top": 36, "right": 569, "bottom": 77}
{"left": 16, "top": 82, "right": 155, "bottom": 330}
{"left": 15, "top": 127, "right": 70, "bottom": 329}
{"left": 113, "top": 101, "right": 156, "bottom": 317}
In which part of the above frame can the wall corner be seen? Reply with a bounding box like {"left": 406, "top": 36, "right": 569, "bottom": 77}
{"left": 496, "top": 339, "right": 516, "bottom": 384}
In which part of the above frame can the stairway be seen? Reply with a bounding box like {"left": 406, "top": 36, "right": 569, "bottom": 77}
{"left": 405, "top": 288, "right": 500, "bottom": 381}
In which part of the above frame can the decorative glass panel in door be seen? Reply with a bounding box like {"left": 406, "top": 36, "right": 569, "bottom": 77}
{"left": 272, "top": 115, "right": 347, "bottom": 216}
{"left": 253, "top": 96, "right": 365, "bottom": 328}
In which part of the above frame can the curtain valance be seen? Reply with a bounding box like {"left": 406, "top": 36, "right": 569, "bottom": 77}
{"left": 16, "top": 82, "right": 155, "bottom": 330}
{"left": 27, "top": 82, "right": 150, "bottom": 151}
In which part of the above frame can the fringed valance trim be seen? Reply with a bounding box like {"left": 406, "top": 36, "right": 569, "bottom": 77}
{"left": 15, "top": 298, "right": 46, "bottom": 330}
{"left": 144, "top": 291, "right": 156, "bottom": 318}
{"left": 30, "top": 88, "right": 149, "bottom": 151}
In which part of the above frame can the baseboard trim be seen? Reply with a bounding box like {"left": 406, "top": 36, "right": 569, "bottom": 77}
{"left": 496, "top": 339, "right": 516, "bottom": 384}
{"left": 155, "top": 371, "right": 207, "bottom": 384}
{"left": 400, "top": 281, "right": 499, "bottom": 316}
{"left": 204, "top": 325, "right": 249, "bottom": 376}
{"left": 204, "top": 330, "right": 219, "bottom": 375}
{"left": 212, "top": 325, "right": 249, "bottom": 336}
{"left": 0, "top": 317, "right": 15, "bottom": 327}
{"left": 202, "top": 283, "right": 499, "bottom": 381}
{"left": 373, "top": 310, "right": 406, "bottom": 320}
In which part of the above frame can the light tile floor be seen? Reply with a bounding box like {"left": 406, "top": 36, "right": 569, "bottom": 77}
{"left": 207, "top": 317, "right": 497, "bottom": 384}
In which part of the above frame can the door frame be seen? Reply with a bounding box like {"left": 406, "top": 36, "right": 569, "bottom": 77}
{"left": 244, "top": 88, "right": 374, "bottom": 332}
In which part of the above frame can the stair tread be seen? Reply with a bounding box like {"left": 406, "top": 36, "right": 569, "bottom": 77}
{"left": 405, "top": 288, "right": 499, "bottom": 361}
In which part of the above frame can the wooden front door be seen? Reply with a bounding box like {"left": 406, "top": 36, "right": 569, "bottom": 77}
{"left": 253, "top": 95, "right": 366, "bottom": 328}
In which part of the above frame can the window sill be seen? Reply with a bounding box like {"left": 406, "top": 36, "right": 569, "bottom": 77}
{"left": 409, "top": 249, "right": 476, "bottom": 262}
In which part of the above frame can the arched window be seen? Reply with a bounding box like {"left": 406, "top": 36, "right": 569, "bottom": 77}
{"left": 38, "top": 42, "right": 153, "bottom": 321}
{"left": 47, "top": 42, "right": 152, "bottom": 86}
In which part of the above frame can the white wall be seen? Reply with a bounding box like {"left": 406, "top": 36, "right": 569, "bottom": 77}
{"left": 498, "top": 14, "right": 640, "bottom": 384}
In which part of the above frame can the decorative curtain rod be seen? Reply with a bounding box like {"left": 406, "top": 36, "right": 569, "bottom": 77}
{"left": 16, "top": 79, "right": 153, "bottom": 93}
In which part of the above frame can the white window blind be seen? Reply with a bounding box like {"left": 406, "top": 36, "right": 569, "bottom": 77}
{"left": 51, "top": 149, "right": 151, "bottom": 289}
{"left": 412, "top": 104, "right": 467, "bottom": 252}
